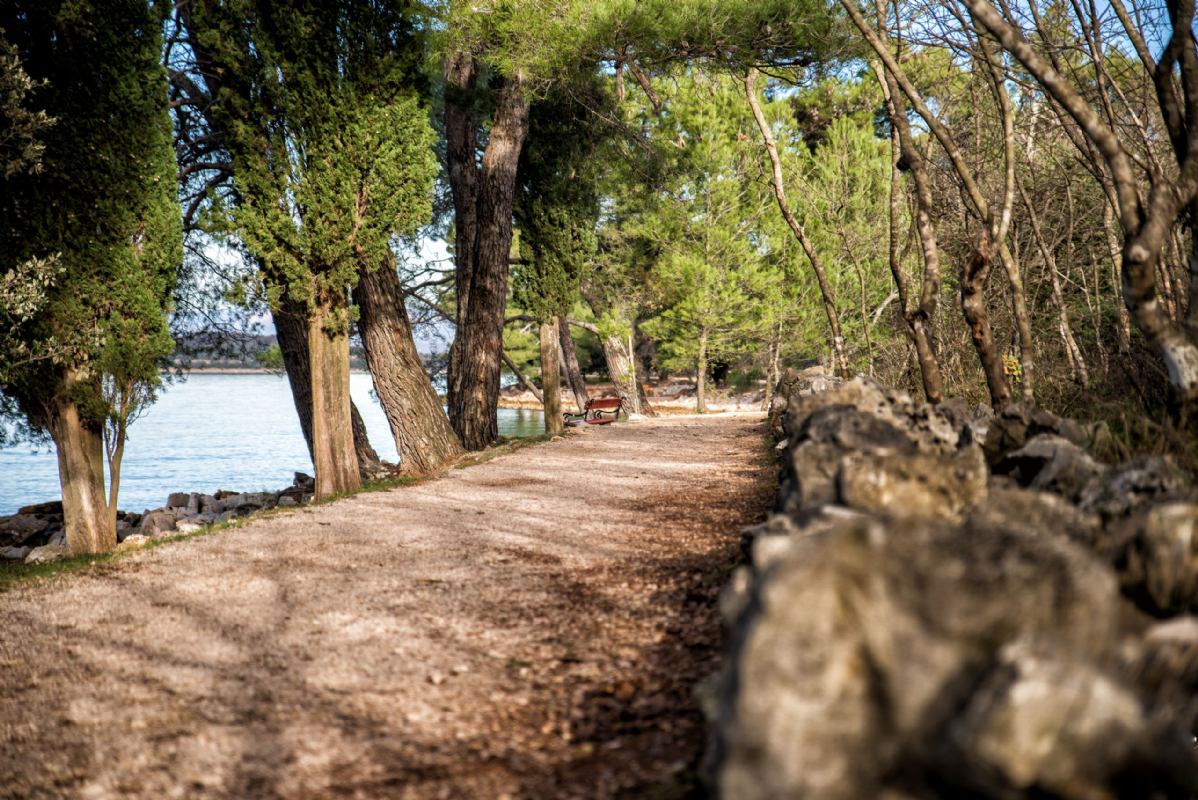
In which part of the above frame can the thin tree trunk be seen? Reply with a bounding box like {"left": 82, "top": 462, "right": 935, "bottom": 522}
{"left": 558, "top": 316, "right": 588, "bottom": 411}
{"left": 308, "top": 292, "right": 361, "bottom": 499}
{"left": 450, "top": 75, "right": 530, "bottom": 450}
{"left": 49, "top": 387, "right": 113, "bottom": 554}
{"left": 762, "top": 320, "right": 782, "bottom": 412}
{"left": 354, "top": 258, "right": 462, "bottom": 475}
{"left": 273, "top": 292, "right": 381, "bottom": 478}
{"left": 540, "top": 317, "right": 564, "bottom": 435}
{"left": 502, "top": 351, "right": 542, "bottom": 403}
{"left": 743, "top": 69, "right": 849, "bottom": 378}
{"left": 870, "top": 43, "right": 944, "bottom": 403}
{"left": 1102, "top": 202, "right": 1132, "bottom": 354}
{"left": 962, "top": 232, "right": 1012, "bottom": 409}
{"left": 696, "top": 329, "right": 708, "bottom": 413}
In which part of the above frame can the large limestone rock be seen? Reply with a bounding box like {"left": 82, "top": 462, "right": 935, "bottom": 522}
{"left": 715, "top": 375, "right": 1198, "bottom": 798}
{"left": 24, "top": 542, "right": 69, "bottom": 565}
{"left": 0, "top": 514, "right": 49, "bottom": 547}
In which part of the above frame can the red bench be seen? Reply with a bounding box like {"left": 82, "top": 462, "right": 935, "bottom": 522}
{"left": 566, "top": 397, "right": 624, "bottom": 425}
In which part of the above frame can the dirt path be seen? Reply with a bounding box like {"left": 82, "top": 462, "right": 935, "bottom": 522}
{"left": 0, "top": 414, "right": 772, "bottom": 800}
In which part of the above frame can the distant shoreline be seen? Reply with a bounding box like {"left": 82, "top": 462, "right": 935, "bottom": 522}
{"left": 162, "top": 368, "right": 372, "bottom": 375}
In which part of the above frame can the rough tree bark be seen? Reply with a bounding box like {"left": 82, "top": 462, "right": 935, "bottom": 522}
{"left": 540, "top": 318, "right": 564, "bottom": 435}
{"left": 558, "top": 316, "right": 589, "bottom": 411}
{"left": 272, "top": 292, "right": 382, "bottom": 479}
{"left": 844, "top": 0, "right": 1013, "bottom": 407}
{"left": 48, "top": 382, "right": 114, "bottom": 555}
{"left": 354, "top": 257, "right": 463, "bottom": 475}
{"left": 446, "top": 71, "right": 530, "bottom": 450}
{"left": 444, "top": 52, "right": 478, "bottom": 421}
{"left": 307, "top": 291, "right": 361, "bottom": 499}
{"left": 744, "top": 69, "right": 849, "bottom": 379}
{"left": 871, "top": 49, "right": 944, "bottom": 403}
{"left": 696, "top": 328, "right": 709, "bottom": 413}
{"left": 963, "top": 232, "right": 1013, "bottom": 409}
{"left": 964, "top": 0, "right": 1198, "bottom": 402}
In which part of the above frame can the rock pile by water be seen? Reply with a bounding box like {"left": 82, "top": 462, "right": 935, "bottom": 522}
{"left": 0, "top": 472, "right": 316, "bottom": 564}
{"left": 709, "top": 367, "right": 1198, "bottom": 798}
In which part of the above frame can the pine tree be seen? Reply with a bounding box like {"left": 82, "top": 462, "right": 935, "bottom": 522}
{"left": 0, "top": 0, "right": 182, "bottom": 554}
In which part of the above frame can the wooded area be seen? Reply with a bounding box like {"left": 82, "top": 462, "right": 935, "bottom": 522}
{"left": 1, "top": 0, "right": 1196, "bottom": 555}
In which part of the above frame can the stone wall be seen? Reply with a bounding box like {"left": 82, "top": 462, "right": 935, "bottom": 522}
{"left": 708, "top": 368, "right": 1198, "bottom": 798}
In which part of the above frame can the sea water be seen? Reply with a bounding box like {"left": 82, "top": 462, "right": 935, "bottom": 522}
{"left": 0, "top": 373, "right": 544, "bottom": 515}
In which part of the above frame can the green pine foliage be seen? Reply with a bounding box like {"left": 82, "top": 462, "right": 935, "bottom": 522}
{"left": 0, "top": 0, "right": 181, "bottom": 431}
{"left": 199, "top": 0, "right": 437, "bottom": 329}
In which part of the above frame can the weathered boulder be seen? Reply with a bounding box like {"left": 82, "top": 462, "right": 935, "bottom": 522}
{"left": 138, "top": 508, "right": 178, "bottom": 537}
{"left": 796, "top": 405, "right": 917, "bottom": 454}
{"left": 1079, "top": 456, "right": 1193, "bottom": 519}
{"left": 711, "top": 513, "right": 1176, "bottom": 799}
{"left": 165, "top": 492, "right": 191, "bottom": 509}
{"left": 24, "top": 543, "right": 69, "bottom": 565}
{"left": 717, "top": 375, "right": 1198, "bottom": 799}
{"left": 994, "top": 434, "right": 1107, "bottom": 500}
{"left": 277, "top": 495, "right": 298, "bottom": 508}
{"left": 1103, "top": 502, "right": 1198, "bottom": 617}
{"left": 983, "top": 403, "right": 1089, "bottom": 466}
{"left": 1, "top": 545, "right": 30, "bottom": 560}
{"left": 836, "top": 445, "right": 987, "bottom": 521}
{"left": 779, "top": 441, "right": 842, "bottom": 513}
{"left": 0, "top": 514, "right": 49, "bottom": 547}
{"left": 116, "top": 534, "right": 149, "bottom": 551}
{"left": 17, "top": 500, "right": 62, "bottom": 516}
{"left": 175, "top": 519, "right": 206, "bottom": 534}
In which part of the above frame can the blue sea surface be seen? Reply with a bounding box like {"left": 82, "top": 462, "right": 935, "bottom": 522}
{"left": 0, "top": 373, "right": 544, "bottom": 515}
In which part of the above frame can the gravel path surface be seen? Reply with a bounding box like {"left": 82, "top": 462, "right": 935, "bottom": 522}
{"left": 0, "top": 414, "right": 772, "bottom": 799}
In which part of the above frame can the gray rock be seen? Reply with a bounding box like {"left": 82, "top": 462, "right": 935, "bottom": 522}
{"left": 0, "top": 514, "right": 49, "bottom": 547}
{"left": 836, "top": 445, "right": 988, "bottom": 521}
{"left": 1079, "top": 456, "right": 1193, "bottom": 519}
{"left": 166, "top": 492, "right": 191, "bottom": 509}
{"left": 175, "top": 519, "right": 206, "bottom": 534}
{"left": 116, "top": 534, "right": 149, "bottom": 550}
{"left": 1, "top": 545, "right": 31, "bottom": 560}
{"left": 198, "top": 494, "right": 219, "bottom": 514}
{"left": 996, "top": 434, "right": 1107, "bottom": 500}
{"left": 796, "top": 405, "right": 917, "bottom": 453}
{"left": 47, "top": 530, "right": 65, "bottom": 547}
{"left": 16, "top": 500, "right": 62, "bottom": 516}
{"left": 983, "top": 402, "right": 1089, "bottom": 465}
{"left": 780, "top": 441, "right": 842, "bottom": 513}
{"left": 277, "top": 495, "right": 298, "bottom": 508}
{"left": 115, "top": 522, "right": 135, "bottom": 543}
{"left": 138, "top": 508, "right": 178, "bottom": 537}
{"left": 24, "top": 543, "right": 69, "bottom": 565}
{"left": 1115, "top": 502, "right": 1198, "bottom": 616}
{"left": 185, "top": 493, "right": 201, "bottom": 515}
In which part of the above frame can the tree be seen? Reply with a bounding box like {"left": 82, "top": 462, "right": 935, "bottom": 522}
{"left": 514, "top": 82, "right": 605, "bottom": 433}
{"left": 0, "top": 0, "right": 181, "bottom": 554}
{"left": 189, "top": 0, "right": 440, "bottom": 497}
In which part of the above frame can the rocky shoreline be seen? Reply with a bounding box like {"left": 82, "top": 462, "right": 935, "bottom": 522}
{"left": 0, "top": 472, "right": 317, "bottom": 565}
{"left": 708, "top": 368, "right": 1198, "bottom": 797}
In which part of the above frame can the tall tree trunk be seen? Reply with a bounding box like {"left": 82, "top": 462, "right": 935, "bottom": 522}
{"left": 273, "top": 292, "right": 381, "bottom": 478}
{"left": 962, "top": 232, "right": 1012, "bottom": 410}
{"left": 354, "top": 258, "right": 462, "bottom": 475}
{"left": 558, "top": 316, "right": 588, "bottom": 411}
{"left": 444, "top": 53, "right": 479, "bottom": 420}
{"left": 48, "top": 386, "right": 113, "bottom": 554}
{"left": 871, "top": 51, "right": 944, "bottom": 403}
{"left": 762, "top": 321, "right": 782, "bottom": 412}
{"left": 308, "top": 292, "right": 361, "bottom": 499}
{"left": 696, "top": 329, "right": 708, "bottom": 413}
{"left": 449, "top": 75, "right": 530, "bottom": 450}
{"left": 1103, "top": 201, "right": 1132, "bottom": 355}
{"left": 744, "top": 68, "right": 849, "bottom": 378}
{"left": 540, "top": 318, "right": 564, "bottom": 435}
